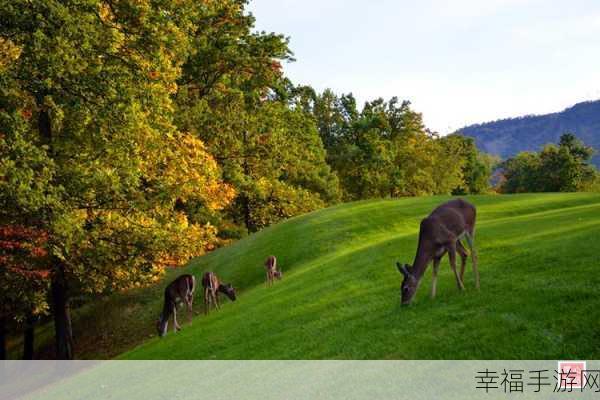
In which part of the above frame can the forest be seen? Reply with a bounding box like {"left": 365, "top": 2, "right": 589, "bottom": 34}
{"left": 499, "top": 133, "right": 599, "bottom": 193}
{"left": 0, "top": 0, "right": 597, "bottom": 359}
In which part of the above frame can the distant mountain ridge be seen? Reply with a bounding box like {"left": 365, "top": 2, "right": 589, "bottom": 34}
{"left": 457, "top": 100, "right": 600, "bottom": 166}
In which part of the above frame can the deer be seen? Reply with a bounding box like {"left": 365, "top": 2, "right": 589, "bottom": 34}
{"left": 201, "top": 271, "right": 236, "bottom": 314}
{"left": 264, "top": 255, "right": 282, "bottom": 286}
{"left": 156, "top": 274, "right": 196, "bottom": 337}
{"left": 396, "top": 198, "right": 479, "bottom": 306}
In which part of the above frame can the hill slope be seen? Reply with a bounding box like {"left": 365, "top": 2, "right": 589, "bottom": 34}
{"left": 120, "top": 193, "right": 600, "bottom": 359}
{"left": 458, "top": 100, "right": 600, "bottom": 166}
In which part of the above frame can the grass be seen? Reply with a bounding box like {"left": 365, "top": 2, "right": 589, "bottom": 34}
{"left": 112, "top": 192, "right": 600, "bottom": 359}
{"left": 12, "top": 193, "right": 600, "bottom": 359}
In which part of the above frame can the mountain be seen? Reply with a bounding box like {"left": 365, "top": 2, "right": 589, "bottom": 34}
{"left": 457, "top": 100, "right": 600, "bottom": 166}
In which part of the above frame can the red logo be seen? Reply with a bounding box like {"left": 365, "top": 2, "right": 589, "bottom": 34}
{"left": 557, "top": 361, "right": 587, "bottom": 389}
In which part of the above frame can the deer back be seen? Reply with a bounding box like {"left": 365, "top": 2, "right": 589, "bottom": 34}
{"left": 427, "top": 199, "right": 476, "bottom": 242}
{"left": 430, "top": 199, "right": 475, "bottom": 230}
{"left": 264, "top": 255, "right": 277, "bottom": 271}
{"left": 201, "top": 271, "right": 219, "bottom": 291}
{"left": 166, "top": 274, "right": 195, "bottom": 301}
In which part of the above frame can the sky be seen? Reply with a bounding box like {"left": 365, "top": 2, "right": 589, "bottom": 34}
{"left": 248, "top": 0, "right": 600, "bottom": 134}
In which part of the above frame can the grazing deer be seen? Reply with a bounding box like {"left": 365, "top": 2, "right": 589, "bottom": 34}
{"left": 396, "top": 198, "right": 479, "bottom": 306}
{"left": 264, "top": 255, "right": 282, "bottom": 286}
{"left": 201, "top": 271, "right": 236, "bottom": 314}
{"left": 156, "top": 274, "right": 196, "bottom": 337}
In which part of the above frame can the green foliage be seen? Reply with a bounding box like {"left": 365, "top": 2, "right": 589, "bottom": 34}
{"left": 434, "top": 135, "right": 467, "bottom": 195}
{"left": 449, "top": 135, "right": 499, "bottom": 195}
{"left": 0, "top": 111, "right": 59, "bottom": 218}
{"left": 307, "top": 92, "right": 492, "bottom": 200}
{"left": 0, "top": 0, "right": 233, "bottom": 356}
{"left": 174, "top": 2, "right": 339, "bottom": 232}
{"left": 0, "top": 78, "right": 57, "bottom": 325}
{"left": 500, "top": 133, "right": 598, "bottom": 193}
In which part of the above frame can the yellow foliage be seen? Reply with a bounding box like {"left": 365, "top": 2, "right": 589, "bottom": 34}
{"left": 143, "top": 132, "right": 235, "bottom": 210}
{"left": 0, "top": 38, "right": 21, "bottom": 71}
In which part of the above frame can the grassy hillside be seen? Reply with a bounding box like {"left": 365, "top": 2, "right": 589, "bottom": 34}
{"left": 115, "top": 193, "right": 600, "bottom": 359}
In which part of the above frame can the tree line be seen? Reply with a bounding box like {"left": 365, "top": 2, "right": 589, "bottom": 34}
{"left": 298, "top": 88, "right": 497, "bottom": 199}
{"left": 0, "top": 0, "right": 519, "bottom": 359}
{"left": 498, "top": 133, "right": 599, "bottom": 193}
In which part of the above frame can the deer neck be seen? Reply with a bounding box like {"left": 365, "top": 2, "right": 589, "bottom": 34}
{"left": 411, "top": 242, "right": 432, "bottom": 280}
{"left": 162, "top": 292, "right": 173, "bottom": 318}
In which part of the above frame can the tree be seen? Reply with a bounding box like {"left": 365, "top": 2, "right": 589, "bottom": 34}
{"left": 175, "top": 1, "right": 339, "bottom": 233}
{"left": 1, "top": 0, "right": 233, "bottom": 358}
{"left": 449, "top": 135, "right": 498, "bottom": 194}
{"left": 434, "top": 135, "right": 467, "bottom": 195}
{"left": 500, "top": 133, "right": 597, "bottom": 193}
{"left": 0, "top": 224, "right": 50, "bottom": 359}
{"left": 0, "top": 103, "right": 56, "bottom": 359}
{"left": 310, "top": 91, "right": 471, "bottom": 199}
{"left": 311, "top": 89, "right": 353, "bottom": 150}
{"left": 500, "top": 152, "right": 542, "bottom": 193}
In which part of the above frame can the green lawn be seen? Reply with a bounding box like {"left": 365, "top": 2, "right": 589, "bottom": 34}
{"left": 117, "top": 193, "right": 600, "bottom": 359}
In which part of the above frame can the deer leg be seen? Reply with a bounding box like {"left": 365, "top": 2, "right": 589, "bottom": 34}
{"left": 172, "top": 303, "right": 181, "bottom": 332}
{"left": 204, "top": 289, "right": 209, "bottom": 315}
{"left": 431, "top": 257, "right": 441, "bottom": 298}
{"left": 457, "top": 240, "right": 468, "bottom": 282}
{"left": 465, "top": 232, "right": 480, "bottom": 290}
{"left": 448, "top": 243, "right": 465, "bottom": 291}
{"left": 214, "top": 291, "right": 220, "bottom": 309}
{"left": 186, "top": 294, "right": 193, "bottom": 323}
{"left": 210, "top": 289, "right": 216, "bottom": 312}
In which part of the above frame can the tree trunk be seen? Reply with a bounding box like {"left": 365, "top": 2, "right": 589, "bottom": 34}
{"left": 37, "top": 97, "right": 52, "bottom": 145}
{"left": 241, "top": 193, "right": 254, "bottom": 234}
{"left": 0, "top": 316, "right": 6, "bottom": 360}
{"left": 23, "top": 313, "right": 35, "bottom": 360}
{"left": 37, "top": 91, "right": 73, "bottom": 359}
{"left": 51, "top": 266, "right": 74, "bottom": 359}
{"left": 241, "top": 130, "right": 256, "bottom": 234}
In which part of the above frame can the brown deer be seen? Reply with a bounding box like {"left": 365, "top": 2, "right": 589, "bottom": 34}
{"left": 264, "top": 255, "right": 282, "bottom": 286}
{"left": 396, "top": 198, "right": 479, "bottom": 305}
{"left": 202, "top": 271, "right": 236, "bottom": 314}
{"left": 156, "top": 274, "right": 196, "bottom": 337}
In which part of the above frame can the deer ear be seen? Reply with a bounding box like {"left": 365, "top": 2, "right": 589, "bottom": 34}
{"left": 396, "top": 262, "right": 408, "bottom": 277}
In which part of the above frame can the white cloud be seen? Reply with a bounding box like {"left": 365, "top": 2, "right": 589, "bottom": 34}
{"left": 511, "top": 14, "right": 600, "bottom": 45}
{"left": 426, "top": 0, "right": 540, "bottom": 19}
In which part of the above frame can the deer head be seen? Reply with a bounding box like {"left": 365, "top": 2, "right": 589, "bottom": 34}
{"left": 274, "top": 270, "right": 282, "bottom": 280}
{"left": 156, "top": 315, "right": 168, "bottom": 337}
{"left": 220, "top": 283, "right": 237, "bottom": 301}
{"left": 397, "top": 262, "right": 418, "bottom": 305}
